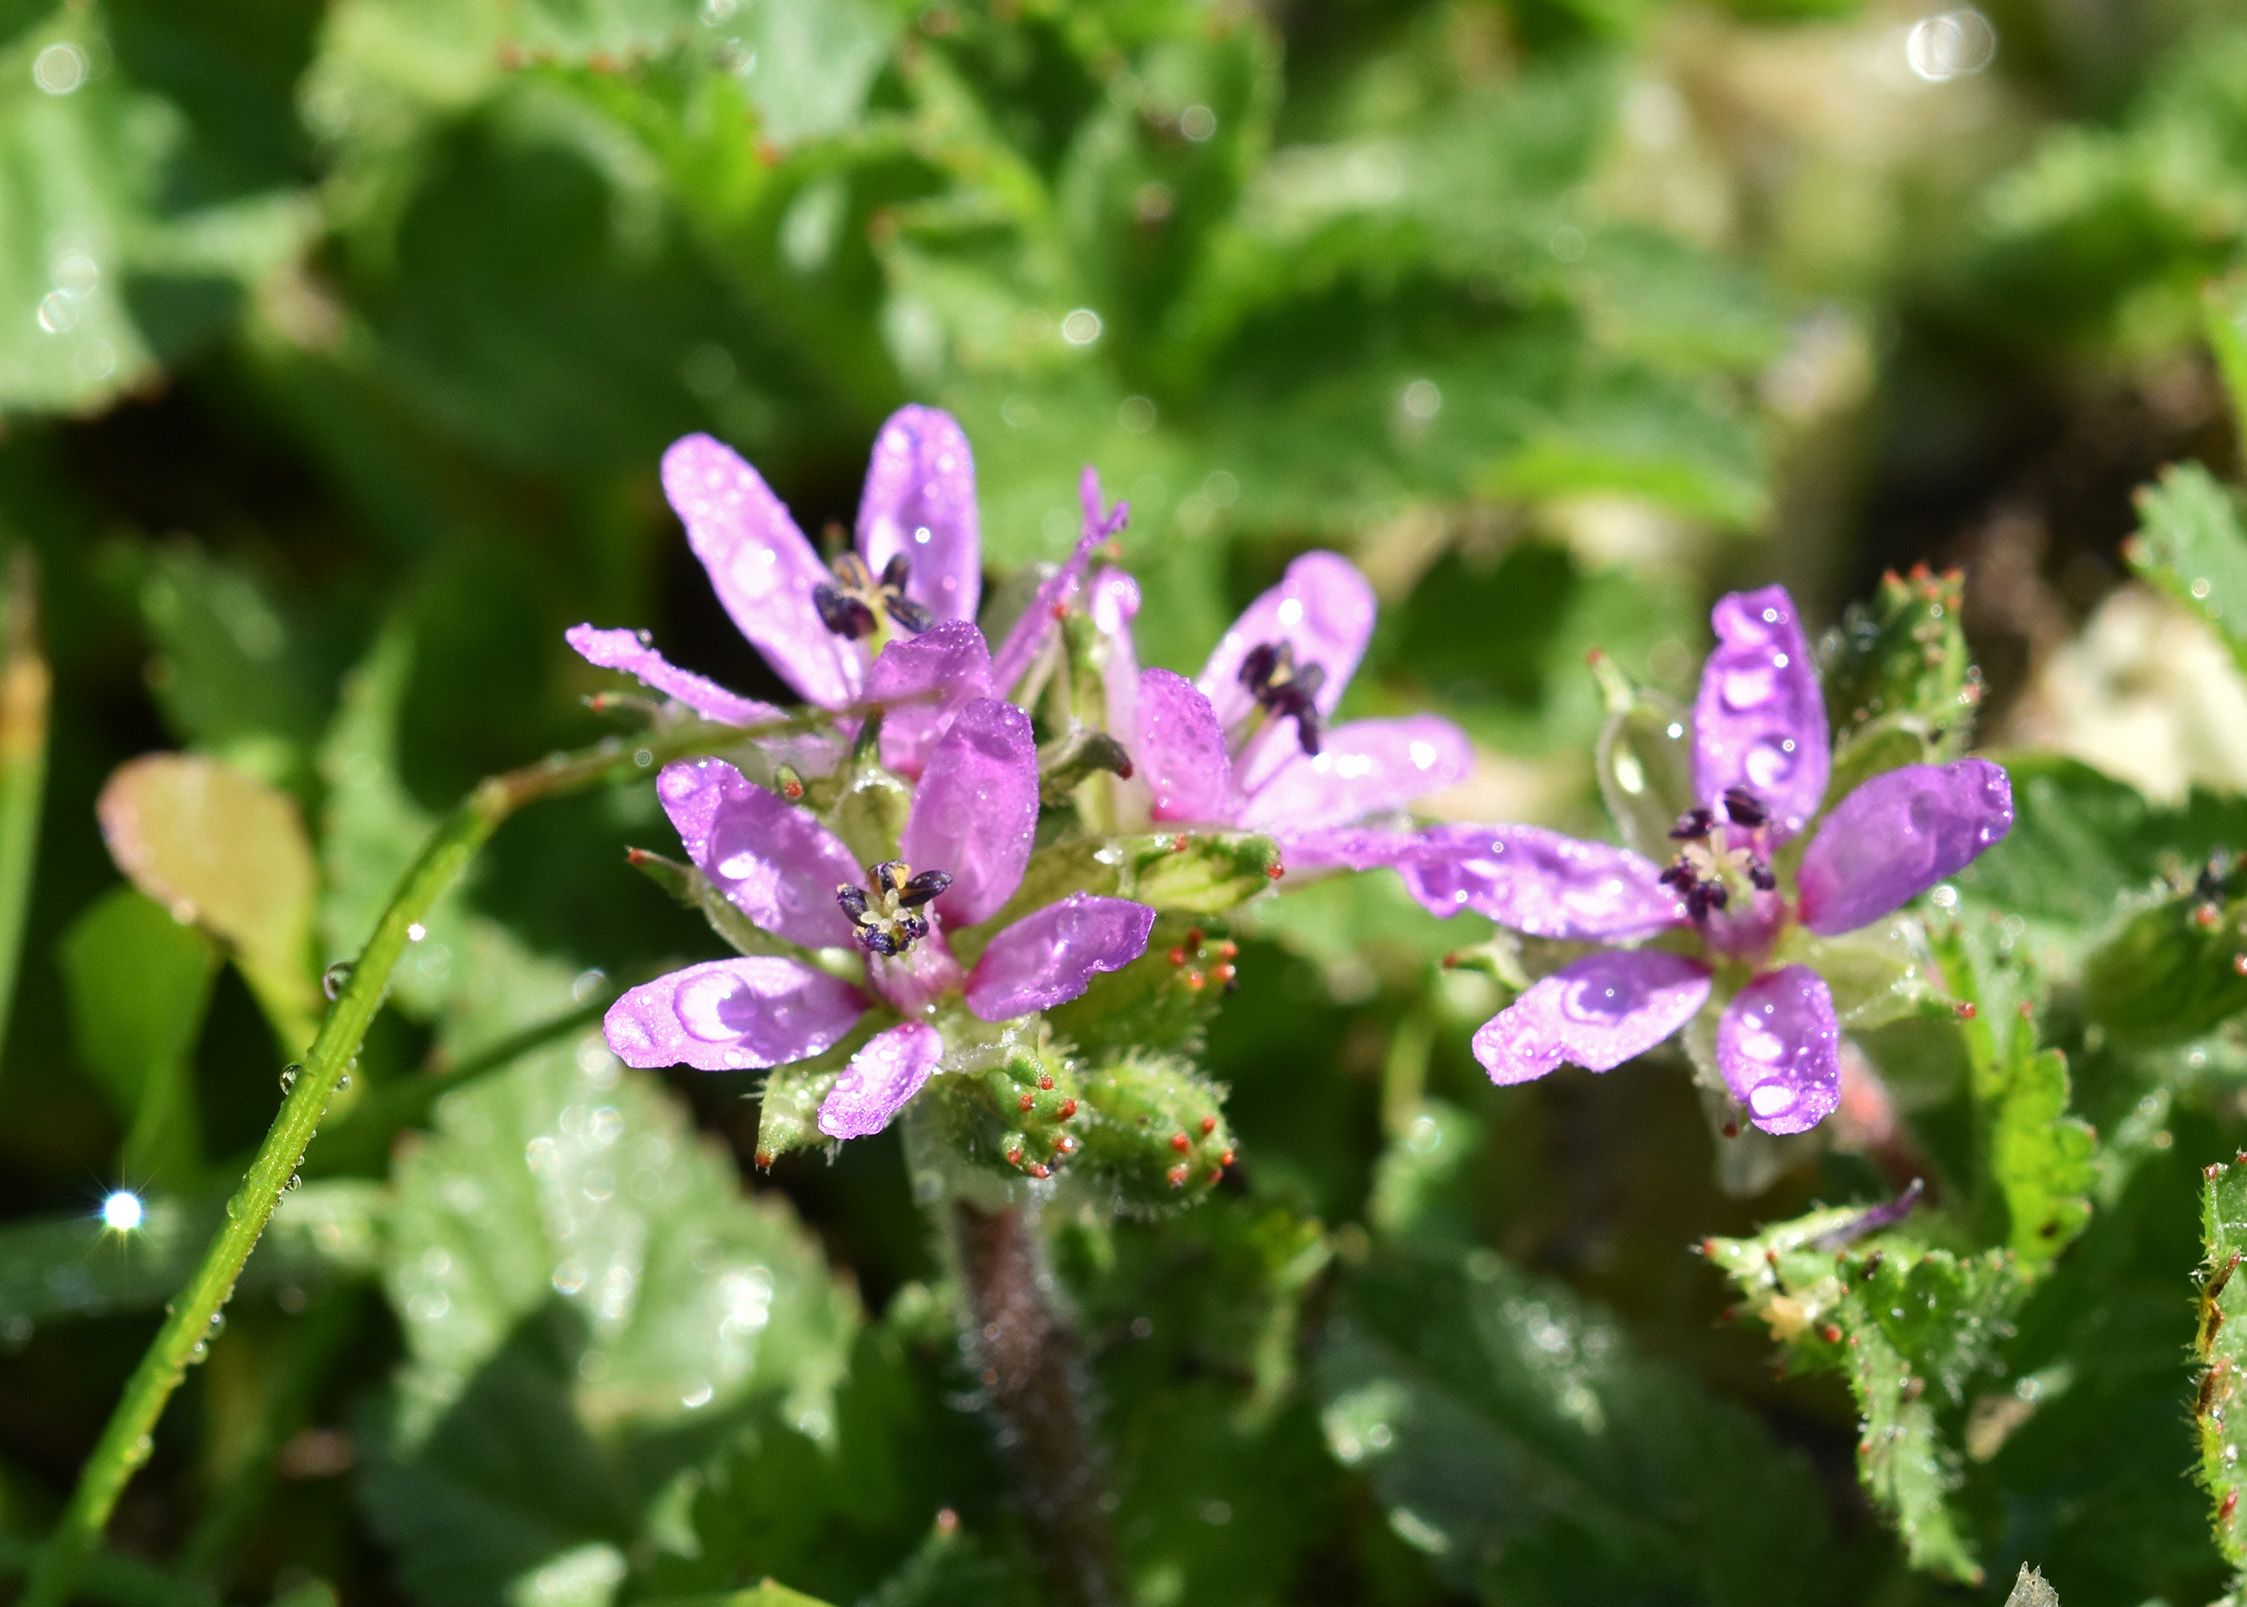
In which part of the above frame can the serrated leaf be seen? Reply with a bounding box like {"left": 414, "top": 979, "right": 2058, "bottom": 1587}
{"left": 2127, "top": 462, "right": 2247, "bottom": 681}
{"left": 1707, "top": 1219, "right": 2021, "bottom": 1585}
{"left": 58, "top": 886, "right": 216, "bottom": 1185}
{"left": 360, "top": 942, "right": 858, "bottom": 1607}
{"left": 1319, "top": 1246, "right": 1829, "bottom": 1603}
{"left": 1820, "top": 566, "right": 1978, "bottom": 773}
{"left": 2198, "top": 1157, "right": 2247, "bottom": 1570}
{"left": 95, "top": 750, "right": 319, "bottom": 1036}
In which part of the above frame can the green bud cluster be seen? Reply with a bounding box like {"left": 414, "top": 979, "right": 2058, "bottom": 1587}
{"left": 1071, "top": 1055, "right": 1235, "bottom": 1214}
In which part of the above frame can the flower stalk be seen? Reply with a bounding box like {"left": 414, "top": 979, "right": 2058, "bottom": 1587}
{"left": 947, "top": 1195, "right": 1124, "bottom": 1607}
{"left": 22, "top": 709, "right": 839, "bottom": 1607}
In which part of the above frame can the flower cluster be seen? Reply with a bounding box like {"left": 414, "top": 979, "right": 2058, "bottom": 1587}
{"left": 572, "top": 408, "right": 1468, "bottom": 1154}
{"left": 577, "top": 409, "right": 2012, "bottom": 1164}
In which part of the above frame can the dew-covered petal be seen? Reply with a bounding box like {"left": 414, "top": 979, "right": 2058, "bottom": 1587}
{"left": 1240, "top": 715, "right": 1472, "bottom": 833}
{"left": 818, "top": 1021, "right": 943, "bottom": 1140}
{"left": 866, "top": 620, "right": 993, "bottom": 778}
{"left": 662, "top": 433, "right": 859, "bottom": 708}
{"left": 604, "top": 958, "right": 866, "bottom": 1073}
{"left": 1691, "top": 585, "right": 1829, "bottom": 840}
{"left": 565, "top": 624, "right": 774, "bottom": 725}
{"left": 964, "top": 893, "right": 1157, "bottom": 1021}
{"left": 1797, "top": 759, "right": 2014, "bottom": 936}
{"left": 1197, "top": 552, "right": 1375, "bottom": 731}
{"left": 989, "top": 469, "right": 1130, "bottom": 695}
{"left": 856, "top": 406, "right": 980, "bottom": 626}
{"left": 1399, "top": 824, "right": 1685, "bottom": 940}
{"left": 1136, "top": 669, "right": 1239, "bottom": 824}
{"left": 899, "top": 697, "right": 1039, "bottom": 927}
{"left": 1273, "top": 826, "right": 1425, "bottom": 873}
{"left": 1472, "top": 949, "right": 1710, "bottom": 1086}
{"left": 1716, "top": 965, "right": 1841, "bottom": 1136}
{"left": 656, "top": 758, "right": 862, "bottom": 948}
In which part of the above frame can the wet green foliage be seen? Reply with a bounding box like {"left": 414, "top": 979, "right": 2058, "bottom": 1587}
{"left": 19, "top": 0, "right": 2247, "bottom": 1603}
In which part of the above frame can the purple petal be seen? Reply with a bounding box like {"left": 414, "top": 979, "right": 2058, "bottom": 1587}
{"left": 856, "top": 406, "right": 981, "bottom": 626}
{"left": 1691, "top": 585, "right": 1829, "bottom": 840}
{"left": 1797, "top": 760, "right": 2014, "bottom": 936}
{"left": 1275, "top": 826, "right": 1427, "bottom": 872}
{"left": 1091, "top": 568, "right": 1143, "bottom": 746}
{"left": 1716, "top": 965, "right": 1841, "bottom": 1135}
{"left": 1472, "top": 949, "right": 1710, "bottom": 1086}
{"left": 866, "top": 621, "right": 994, "bottom": 778}
{"left": 1135, "top": 669, "right": 1239, "bottom": 823}
{"left": 899, "top": 698, "right": 1039, "bottom": 928}
{"left": 604, "top": 958, "right": 866, "bottom": 1072}
{"left": 1197, "top": 552, "right": 1375, "bottom": 732}
{"left": 965, "top": 894, "right": 1157, "bottom": 1021}
{"left": 1399, "top": 824, "right": 1685, "bottom": 940}
{"left": 566, "top": 624, "right": 774, "bottom": 725}
{"left": 662, "top": 433, "right": 859, "bottom": 708}
{"left": 656, "top": 759, "right": 863, "bottom": 948}
{"left": 1239, "top": 715, "right": 1472, "bottom": 834}
{"left": 818, "top": 1021, "right": 943, "bottom": 1139}
{"left": 989, "top": 470, "right": 1129, "bottom": 696}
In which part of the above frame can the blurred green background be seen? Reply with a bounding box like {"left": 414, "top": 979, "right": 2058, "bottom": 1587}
{"left": 10, "top": 0, "right": 2247, "bottom": 1601}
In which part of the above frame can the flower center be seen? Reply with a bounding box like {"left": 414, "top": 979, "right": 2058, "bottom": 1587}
{"left": 1659, "top": 786, "right": 1777, "bottom": 923}
{"left": 1235, "top": 638, "right": 1326, "bottom": 757}
{"left": 813, "top": 553, "right": 933, "bottom": 641}
{"left": 836, "top": 859, "right": 953, "bottom": 956}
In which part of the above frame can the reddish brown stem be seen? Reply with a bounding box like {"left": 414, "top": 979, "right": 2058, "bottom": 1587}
{"left": 950, "top": 1199, "right": 1123, "bottom": 1607}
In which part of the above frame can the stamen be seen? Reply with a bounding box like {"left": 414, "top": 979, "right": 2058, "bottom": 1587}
{"left": 1669, "top": 807, "right": 1717, "bottom": 841}
{"left": 814, "top": 552, "right": 932, "bottom": 641}
{"left": 1721, "top": 787, "right": 1768, "bottom": 829}
{"left": 1236, "top": 639, "right": 1329, "bottom": 757}
{"left": 838, "top": 860, "right": 949, "bottom": 955}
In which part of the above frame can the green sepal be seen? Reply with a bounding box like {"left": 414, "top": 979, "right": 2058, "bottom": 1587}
{"left": 754, "top": 1048, "right": 853, "bottom": 1166}
{"left": 2081, "top": 877, "right": 2247, "bottom": 1045}
{"left": 1591, "top": 652, "right": 1697, "bottom": 860}
{"left": 974, "top": 832, "right": 1280, "bottom": 954}
{"left": 1069, "top": 1054, "right": 1234, "bottom": 1216}
{"left": 1044, "top": 915, "right": 1230, "bottom": 1058}
{"left": 917, "top": 1033, "right": 1087, "bottom": 1186}
{"left": 1820, "top": 566, "right": 1979, "bottom": 769}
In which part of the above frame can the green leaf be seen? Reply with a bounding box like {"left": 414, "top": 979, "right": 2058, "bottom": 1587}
{"left": 1955, "top": 753, "right": 2247, "bottom": 958}
{"left": 94, "top": 750, "right": 320, "bottom": 1038}
{"left": 1707, "top": 1217, "right": 2020, "bottom": 1585}
{"left": 633, "top": 1585, "right": 833, "bottom": 1607}
{"left": 0, "top": 2, "right": 314, "bottom": 415}
{"left": 360, "top": 942, "right": 859, "bottom": 1607}
{"left": 106, "top": 543, "right": 336, "bottom": 793}
{"left": 58, "top": 887, "right": 217, "bottom": 1185}
{"left": 2198, "top": 1155, "right": 2247, "bottom": 1571}
{"left": 2126, "top": 461, "right": 2247, "bottom": 680}
{"left": 2005, "top": 1566, "right": 2060, "bottom": 1607}
{"left": 2082, "top": 878, "right": 2247, "bottom": 1045}
{"left": 1930, "top": 921, "right": 2095, "bottom": 1264}
{"left": 1319, "top": 1245, "right": 1830, "bottom": 1603}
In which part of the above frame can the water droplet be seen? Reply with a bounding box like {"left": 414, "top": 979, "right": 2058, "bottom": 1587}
{"left": 406, "top": 922, "right": 427, "bottom": 943}
{"left": 279, "top": 1063, "right": 301, "bottom": 1094}
{"left": 1720, "top": 665, "right": 1775, "bottom": 710}
{"left": 322, "top": 961, "right": 353, "bottom": 1000}
{"left": 1748, "top": 1082, "right": 1797, "bottom": 1119}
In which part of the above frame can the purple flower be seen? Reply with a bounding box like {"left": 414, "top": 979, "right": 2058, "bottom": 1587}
{"left": 571, "top": 411, "right": 1120, "bottom": 779}
{"left": 601, "top": 698, "right": 1156, "bottom": 1141}
{"left": 1405, "top": 585, "right": 2012, "bottom": 1135}
{"left": 1092, "top": 552, "right": 1473, "bottom": 865}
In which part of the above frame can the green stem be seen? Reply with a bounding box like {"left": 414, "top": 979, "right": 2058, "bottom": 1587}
{"left": 0, "top": 546, "right": 50, "bottom": 1083}
{"left": 22, "top": 708, "right": 834, "bottom": 1607}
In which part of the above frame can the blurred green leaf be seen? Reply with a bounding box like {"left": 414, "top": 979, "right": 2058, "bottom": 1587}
{"left": 1319, "top": 1245, "right": 1830, "bottom": 1603}
{"left": 59, "top": 887, "right": 216, "bottom": 1185}
{"left": 0, "top": 1, "right": 313, "bottom": 416}
{"left": 360, "top": 941, "right": 858, "bottom": 1607}
{"left": 2127, "top": 461, "right": 2247, "bottom": 681}
{"left": 94, "top": 750, "right": 319, "bottom": 1038}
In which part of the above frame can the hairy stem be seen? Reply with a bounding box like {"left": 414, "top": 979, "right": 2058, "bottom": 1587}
{"left": 22, "top": 709, "right": 828, "bottom": 1607}
{"left": 949, "top": 1198, "right": 1124, "bottom": 1607}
